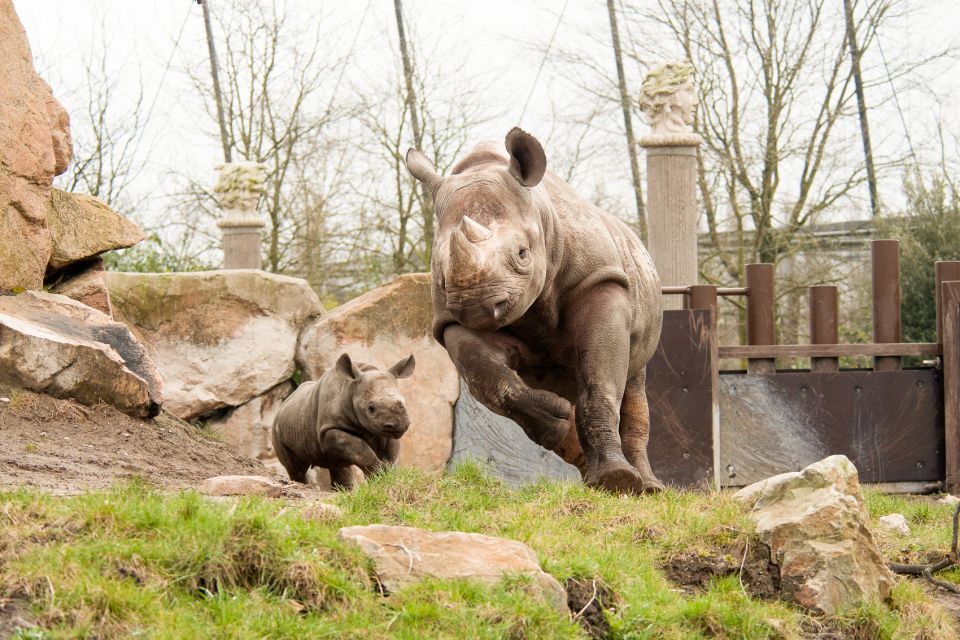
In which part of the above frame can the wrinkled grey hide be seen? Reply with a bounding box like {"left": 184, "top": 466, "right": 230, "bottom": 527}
{"left": 271, "top": 352, "right": 415, "bottom": 489}
{"left": 406, "top": 128, "right": 663, "bottom": 494}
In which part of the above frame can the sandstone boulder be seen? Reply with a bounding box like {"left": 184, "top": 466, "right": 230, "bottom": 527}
{"left": 108, "top": 270, "right": 322, "bottom": 420}
{"left": 734, "top": 455, "right": 895, "bottom": 615}
{"left": 297, "top": 274, "right": 458, "bottom": 474}
{"left": 338, "top": 524, "right": 567, "bottom": 611}
{"left": 0, "top": 0, "right": 72, "bottom": 292}
{"left": 199, "top": 475, "right": 283, "bottom": 498}
{"left": 207, "top": 381, "right": 293, "bottom": 461}
{"left": 46, "top": 189, "right": 144, "bottom": 273}
{"left": 0, "top": 291, "right": 162, "bottom": 417}
{"left": 49, "top": 258, "right": 112, "bottom": 315}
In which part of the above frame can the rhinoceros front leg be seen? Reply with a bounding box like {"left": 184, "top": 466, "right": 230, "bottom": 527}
{"left": 569, "top": 283, "right": 644, "bottom": 494}
{"left": 442, "top": 324, "right": 571, "bottom": 450}
{"left": 321, "top": 429, "right": 385, "bottom": 477}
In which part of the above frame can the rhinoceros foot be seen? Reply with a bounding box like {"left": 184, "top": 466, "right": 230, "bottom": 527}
{"left": 592, "top": 460, "right": 645, "bottom": 495}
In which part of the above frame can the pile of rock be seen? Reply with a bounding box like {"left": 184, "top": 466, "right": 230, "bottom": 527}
{"left": 0, "top": 0, "right": 158, "bottom": 419}
{"left": 735, "top": 455, "right": 895, "bottom": 615}
{"left": 107, "top": 272, "right": 460, "bottom": 484}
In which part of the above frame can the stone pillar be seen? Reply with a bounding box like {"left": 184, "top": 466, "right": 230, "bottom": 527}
{"left": 214, "top": 162, "right": 267, "bottom": 269}
{"left": 639, "top": 61, "right": 702, "bottom": 310}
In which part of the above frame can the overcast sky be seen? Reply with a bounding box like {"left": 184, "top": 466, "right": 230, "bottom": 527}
{"left": 12, "top": 0, "right": 960, "bottom": 229}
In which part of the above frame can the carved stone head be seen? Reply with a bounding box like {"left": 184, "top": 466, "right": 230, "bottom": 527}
{"left": 639, "top": 61, "right": 698, "bottom": 136}
{"left": 214, "top": 161, "right": 268, "bottom": 213}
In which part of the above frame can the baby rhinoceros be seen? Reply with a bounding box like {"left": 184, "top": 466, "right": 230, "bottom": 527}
{"left": 271, "top": 352, "right": 416, "bottom": 489}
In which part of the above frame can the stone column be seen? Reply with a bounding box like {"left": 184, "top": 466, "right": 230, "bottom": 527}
{"left": 214, "top": 161, "right": 267, "bottom": 269}
{"left": 639, "top": 61, "right": 702, "bottom": 310}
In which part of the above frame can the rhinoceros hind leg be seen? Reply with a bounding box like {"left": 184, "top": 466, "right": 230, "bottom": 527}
{"left": 620, "top": 370, "right": 665, "bottom": 493}
{"left": 274, "top": 439, "right": 310, "bottom": 484}
{"left": 592, "top": 460, "right": 644, "bottom": 494}
{"left": 328, "top": 465, "right": 355, "bottom": 491}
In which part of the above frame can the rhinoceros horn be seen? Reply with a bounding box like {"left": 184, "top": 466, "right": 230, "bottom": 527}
{"left": 448, "top": 227, "right": 486, "bottom": 284}
{"left": 459, "top": 216, "right": 492, "bottom": 243}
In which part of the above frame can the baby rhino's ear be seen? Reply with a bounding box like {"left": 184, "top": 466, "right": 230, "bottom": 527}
{"left": 335, "top": 353, "right": 361, "bottom": 381}
{"left": 388, "top": 354, "right": 416, "bottom": 379}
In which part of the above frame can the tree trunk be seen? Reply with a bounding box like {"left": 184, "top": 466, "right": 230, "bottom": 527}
{"left": 200, "top": 0, "right": 232, "bottom": 163}
{"left": 393, "top": 0, "right": 434, "bottom": 261}
{"left": 843, "top": 0, "right": 879, "bottom": 218}
{"left": 606, "top": 0, "right": 646, "bottom": 241}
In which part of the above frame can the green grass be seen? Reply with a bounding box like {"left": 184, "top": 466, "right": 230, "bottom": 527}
{"left": 0, "top": 467, "right": 956, "bottom": 639}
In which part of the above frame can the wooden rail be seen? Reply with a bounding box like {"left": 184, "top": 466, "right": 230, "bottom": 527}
{"left": 718, "top": 342, "right": 941, "bottom": 360}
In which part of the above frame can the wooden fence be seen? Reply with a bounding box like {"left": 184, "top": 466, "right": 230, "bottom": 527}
{"left": 646, "top": 239, "right": 960, "bottom": 492}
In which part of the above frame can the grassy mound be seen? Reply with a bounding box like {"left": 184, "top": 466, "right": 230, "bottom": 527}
{"left": 0, "top": 464, "right": 957, "bottom": 639}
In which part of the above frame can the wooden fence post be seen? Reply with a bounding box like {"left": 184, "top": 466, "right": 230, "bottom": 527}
{"left": 943, "top": 280, "right": 960, "bottom": 494}
{"left": 872, "top": 240, "right": 901, "bottom": 371}
{"left": 685, "top": 285, "right": 718, "bottom": 328}
{"left": 746, "top": 263, "right": 775, "bottom": 374}
{"left": 810, "top": 285, "right": 839, "bottom": 373}
{"left": 936, "top": 262, "right": 960, "bottom": 344}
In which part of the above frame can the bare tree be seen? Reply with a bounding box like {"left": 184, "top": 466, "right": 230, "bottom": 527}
{"left": 55, "top": 25, "right": 145, "bottom": 216}
{"left": 182, "top": 0, "right": 352, "bottom": 275}
{"left": 606, "top": 0, "right": 646, "bottom": 240}
{"left": 351, "top": 21, "right": 498, "bottom": 284}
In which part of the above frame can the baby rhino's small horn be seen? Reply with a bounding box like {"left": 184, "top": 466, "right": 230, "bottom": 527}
{"left": 459, "top": 216, "right": 492, "bottom": 243}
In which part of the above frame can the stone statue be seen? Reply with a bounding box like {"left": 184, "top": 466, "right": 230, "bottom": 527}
{"left": 215, "top": 161, "right": 267, "bottom": 269}
{"left": 639, "top": 60, "right": 701, "bottom": 144}
{"left": 214, "top": 161, "right": 267, "bottom": 216}
{"left": 406, "top": 128, "right": 664, "bottom": 494}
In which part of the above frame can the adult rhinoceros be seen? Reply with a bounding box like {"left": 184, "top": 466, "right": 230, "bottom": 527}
{"left": 406, "top": 128, "right": 663, "bottom": 494}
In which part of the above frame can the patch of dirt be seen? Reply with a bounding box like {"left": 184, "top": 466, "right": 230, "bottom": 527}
{"left": 0, "top": 597, "right": 34, "bottom": 637}
{"left": 0, "top": 387, "right": 269, "bottom": 494}
{"left": 660, "top": 539, "right": 780, "bottom": 600}
{"left": 566, "top": 577, "right": 617, "bottom": 639}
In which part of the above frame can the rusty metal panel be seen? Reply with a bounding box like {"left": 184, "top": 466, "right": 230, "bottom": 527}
{"left": 647, "top": 309, "right": 717, "bottom": 489}
{"left": 719, "top": 369, "right": 944, "bottom": 486}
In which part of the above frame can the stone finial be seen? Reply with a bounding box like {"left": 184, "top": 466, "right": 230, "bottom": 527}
{"left": 214, "top": 161, "right": 267, "bottom": 268}
{"left": 214, "top": 161, "right": 268, "bottom": 216}
{"left": 639, "top": 60, "right": 702, "bottom": 147}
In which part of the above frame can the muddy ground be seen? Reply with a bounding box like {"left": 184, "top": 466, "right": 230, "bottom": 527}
{"left": 0, "top": 386, "right": 268, "bottom": 494}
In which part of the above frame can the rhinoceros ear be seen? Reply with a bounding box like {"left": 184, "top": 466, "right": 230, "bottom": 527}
{"left": 334, "top": 352, "right": 362, "bottom": 381}
{"left": 505, "top": 127, "right": 546, "bottom": 188}
{"left": 388, "top": 354, "right": 416, "bottom": 379}
{"left": 405, "top": 148, "right": 441, "bottom": 188}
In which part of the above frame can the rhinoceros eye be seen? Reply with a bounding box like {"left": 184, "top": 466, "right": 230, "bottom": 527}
{"left": 518, "top": 247, "right": 528, "bottom": 259}
{"left": 367, "top": 404, "right": 376, "bottom": 414}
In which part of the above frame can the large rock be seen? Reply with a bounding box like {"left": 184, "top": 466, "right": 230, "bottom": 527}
{"left": 49, "top": 257, "right": 112, "bottom": 315}
{"left": 734, "top": 455, "right": 895, "bottom": 614}
{"left": 107, "top": 270, "right": 322, "bottom": 420}
{"left": 297, "top": 274, "right": 458, "bottom": 473}
{"left": 338, "top": 524, "right": 567, "bottom": 611}
{"left": 207, "top": 381, "right": 293, "bottom": 461}
{"left": 0, "top": 291, "right": 162, "bottom": 417}
{"left": 46, "top": 189, "right": 144, "bottom": 273}
{"left": 450, "top": 380, "right": 581, "bottom": 486}
{"left": 0, "top": 0, "right": 72, "bottom": 292}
